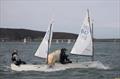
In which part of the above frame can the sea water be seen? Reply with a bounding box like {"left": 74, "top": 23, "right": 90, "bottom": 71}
{"left": 0, "top": 42, "right": 120, "bottom": 79}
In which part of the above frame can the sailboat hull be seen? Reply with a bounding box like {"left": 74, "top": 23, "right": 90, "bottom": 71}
{"left": 11, "top": 61, "right": 109, "bottom": 72}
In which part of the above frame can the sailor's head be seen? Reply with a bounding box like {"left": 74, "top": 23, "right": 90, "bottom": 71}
{"left": 61, "top": 48, "right": 67, "bottom": 53}
{"left": 12, "top": 49, "right": 18, "bottom": 56}
{"left": 13, "top": 49, "right": 18, "bottom": 53}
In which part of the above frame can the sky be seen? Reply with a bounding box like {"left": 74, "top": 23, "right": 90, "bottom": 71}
{"left": 0, "top": 0, "right": 120, "bottom": 38}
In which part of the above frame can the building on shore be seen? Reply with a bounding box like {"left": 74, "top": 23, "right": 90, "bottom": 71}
{"left": 52, "top": 39, "right": 75, "bottom": 44}
{"left": 0, "top": 37, "right": 9, "bottom": 42}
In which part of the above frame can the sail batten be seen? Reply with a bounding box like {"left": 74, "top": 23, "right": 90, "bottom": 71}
{"left": 70, "top": 11, "right": 93, "bottom": 56}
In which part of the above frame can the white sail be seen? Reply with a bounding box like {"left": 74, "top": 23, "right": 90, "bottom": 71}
{"left": 34, "top": 22, "right": 53, "bottom": 58}
{"left": 70, "top": 12, "right": 92, "bottom": 56}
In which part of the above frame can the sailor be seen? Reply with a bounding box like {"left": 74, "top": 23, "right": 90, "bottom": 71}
{"left": 11, "top": 49, "right": 26, "bottom": 66}
{"left": 48, "top": 48, "right": 72, "bottom": 67}
{"left": 59, "top": 48, "right": 72, "bottom": 64}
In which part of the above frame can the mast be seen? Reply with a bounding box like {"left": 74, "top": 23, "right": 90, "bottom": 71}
{"left": 91, "top": 21, "right": 94, "bottom": 61}
{"left": 87, "top": 9, "right": 94, "bottom": 61}
{"left": 46, "top": 23, "right": 52, "bottom": 64}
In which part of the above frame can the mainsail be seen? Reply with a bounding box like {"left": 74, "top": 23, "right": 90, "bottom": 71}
{"left": 70, "top": 11, "right": 93, "bottom": 56}
{"left": 34, "top": 21, "right": 53, "bottom": 58}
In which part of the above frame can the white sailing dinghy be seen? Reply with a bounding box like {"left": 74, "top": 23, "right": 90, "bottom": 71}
{"left": 11, "top": 19, "right": 64, "bottom": 72}
{"left": 69, "top": 9, "right": 109, "bottom": 70}
{"left": 11, "top": 19, "right": 68, "bottom": 72}
{"left": 11, "top": 10, "right": 109, "bottom": 72}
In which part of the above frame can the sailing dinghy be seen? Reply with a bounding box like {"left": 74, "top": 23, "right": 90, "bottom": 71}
{"left": 11, "top": 10, "right": 109, "bottom": 72}
{"left": 69, "top": 9, "right": 109, "bottom": 70}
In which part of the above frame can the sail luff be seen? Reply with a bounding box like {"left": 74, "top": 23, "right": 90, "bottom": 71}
{"left": 46, "top": 23, "right": 53, "bottom": 63}
{"left": 87, "top": 9, "right": 94, "bottom": 61}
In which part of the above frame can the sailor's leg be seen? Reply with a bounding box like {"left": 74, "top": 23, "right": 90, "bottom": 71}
{"left": 21, "top": 61, "right": 26, "bottom": 64}
{"left": 14, "top": 60, "right": 21, "bottom": 66}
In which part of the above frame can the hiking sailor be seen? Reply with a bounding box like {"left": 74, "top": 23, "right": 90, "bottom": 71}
{"left": 48, "top": 48, "right": 72, "bottom": 67}
{"left": 11, "top": 49, "right": 26, "bottom": 66}
{"left": 59, "top": 48, "right": 72, "bottom": 64}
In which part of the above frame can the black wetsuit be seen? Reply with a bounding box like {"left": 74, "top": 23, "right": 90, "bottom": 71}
{"left": 11, "top": 52, "right": 26, "bottom": 66}
{"left": 60, "top": 49, "right": 72, "bottom": 64}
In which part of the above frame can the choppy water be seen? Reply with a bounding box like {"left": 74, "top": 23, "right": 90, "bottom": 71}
{"left": 0, "top": 42, "right": 120, "bottom": 79}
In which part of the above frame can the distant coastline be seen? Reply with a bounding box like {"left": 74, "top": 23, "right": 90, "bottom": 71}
{"left": 0, "top": 28, "right": 120, "bottom": 42}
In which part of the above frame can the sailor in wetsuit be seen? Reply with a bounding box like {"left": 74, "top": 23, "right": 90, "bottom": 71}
{"left": 11, "top": 49, "right": 26, "bottom": 66}
{"left": 59, "top": 48, "right": 72, "bottom": 64}
{"left": 48, "top": 48, "right": 72, "bottom": 67}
